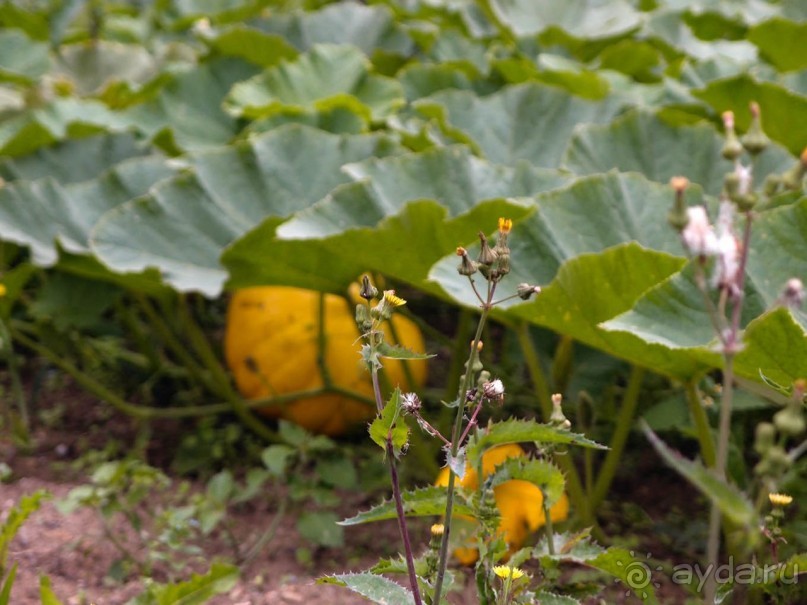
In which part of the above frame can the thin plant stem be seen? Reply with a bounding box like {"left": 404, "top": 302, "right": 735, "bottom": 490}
{"left": 433, "top": 301, "right": 492, "bottom": 605}
{"left": 241, "top": 495, "right": 289, "bottom": 566}
{"left": 703, "top": 209, "right": 753, "bottom": 603}
{"left": 685, "top": 381, "right": 716, "bottom": 468}
{"left": 370, "top": 366, "right": 422, "bottom": 605}
{"left": 590, "top": 365, "right": 645, "bottom": 509}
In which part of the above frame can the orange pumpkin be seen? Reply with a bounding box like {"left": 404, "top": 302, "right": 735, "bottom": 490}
{"left": 435, "top": 444, "right": 570, "bottom": 564}
{"left": 225, "top": 286, "right": 426, "bottom": 436}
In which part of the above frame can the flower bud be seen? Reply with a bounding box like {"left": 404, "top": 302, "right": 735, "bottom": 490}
{"left": 781, "top": 148, "right": 807, "bottom": 191}
{"left": 401, "top": 392, "right": 422, "bottom": 415}
{"left": 741, "top": 102, "right": 770, "bottom": 156}
{"left": 517, "top": 283, "right": 541, "bottom": 300}
{"left": 359, "top": 275, "right": 378, "bottom": 300}
{"left": 721, "top": 111, "right": 743, "bottom": 161}
{"left": 477, "top": 232, "right": 497, "bottom": 266}
{"left": 779, "top": 278, "right": 804, "bottom": 309}
{"left": 550, "top": 393, "right": 571, "bottom": 430}
{"left": 355, "top": 302, "right": 373, "bottom": 332}
{"left": 668, "top": 176, "right": 690, "bottom": 231}
{"left": 482, "top": 379, "right": 505, "bottom": 402}
{"left": 456, "top": 247, "right": 478, "bottom": 276}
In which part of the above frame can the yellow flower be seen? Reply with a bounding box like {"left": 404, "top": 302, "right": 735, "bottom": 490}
{"left": 0, "top": 284, "right": 6, "bottom": 297}
{"left": 382, "top": 290, "right": 406, "bottom": 307}
{"left": 430, "top": 523, "right": 445, "bottom": 536}
{"left": 493, "top": 565, "right": 524, "bottom": 580}
{"left": 769, "top": 492, "right": 793, "bottom": 507}
{"left": 498, "top": 217, "right": 513, "bottom": 234}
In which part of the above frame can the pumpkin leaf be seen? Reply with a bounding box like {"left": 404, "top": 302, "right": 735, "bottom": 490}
{"left": 466, "top": 419, "right": 606, "bottom": 469}
{"left": 413, "top": 83, "right": 624, "bottom": 167}
{"left": 339, "top": 486, "right": 473, "bottom": 526}
{"left": 223, "top": 45, "right": 404, "bottom": 122}
{"left": 562, "top": 109, "right": 794, "bottom": 195}
{"left": 318, "top": 573, "right": 414, "bottom": 605}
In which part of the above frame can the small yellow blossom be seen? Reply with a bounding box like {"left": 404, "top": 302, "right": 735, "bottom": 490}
{"left": 382, "top": 290, "right": 406, "bottom": 307}
{"left": 769, "top": 493, "right": 793, "bottom": 507}
{"left": 430, "top": 523, "right": 444, "bottom": 536}
{"left": 498, "top": 217, "right": 513, "bottom": 234}
{"left": 493, "top": 565, "right": 524, "bottom": 580}
{"left": 0, "top": 284, "right": 6, "bottom": 297}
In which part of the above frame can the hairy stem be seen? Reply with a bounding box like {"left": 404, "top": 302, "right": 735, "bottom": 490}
{"left": 433, "top": 303, "right": 491, "bottom": 605}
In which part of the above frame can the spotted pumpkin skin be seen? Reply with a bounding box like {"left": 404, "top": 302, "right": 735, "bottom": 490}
{"left": 225, "top": 286, "right": 426, "bottom": 436}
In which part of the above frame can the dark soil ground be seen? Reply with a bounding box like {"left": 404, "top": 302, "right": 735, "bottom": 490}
{"left": 1, "top": 382, "right": 700, "bottom": 604}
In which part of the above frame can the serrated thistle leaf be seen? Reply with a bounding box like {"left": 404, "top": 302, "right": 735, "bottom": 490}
{"left": 643, "top": 422, "right": 758, "bottom": 529}
{"left": 532, "top": 591, "right": 581, "bottom": 605}
{"left": 485, "top": 458, "right": 565, "bottom": 507}
{"left": 466, "top": 419, "right": 607, "bottom": 468}
{"left": 339, "top": 486, "right": 473, "bottom": 526}
{"left": 376, "top": 341, "right": 435, "bottom": 360}
{"left": 368, "top": 389, "right": 409, "bottom": 458}
{"left": 318, "top": 573, "right": 414, "bottom": 605}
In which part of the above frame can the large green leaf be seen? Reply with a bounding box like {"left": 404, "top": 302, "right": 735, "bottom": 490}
{"left": 414, "top": 83, "right": 625, "bottom": 167}
{"left": 486, "top": 457, "right": 567, "bottom": 507}
{"left": 123, "top": 58, "right": 257, "bottom": 153}
{"left": 278, "top": 146, "right": 571, "bottom": 238}
{"left": 90, "top": 126, "right": 401, "bottom": 295}
{"left": 0, "top": 132, "right": 150, "bottom": 184}
{"left": 0, "top": 97, "right": 131, "bottom": 157}
{"left": 562, "top": 109, "right": 794, "bottom": 195}
{"left": 602, "top": 198, "right": 807, "bottom": 383}
{"left": 251, "top": 2, "right": 413, "bottom": 56}
{"left": 224, "top": 45, "right": 404, "bottom": 122}
{"left": 53, "top": 41, "right": 160, "bottom": 97}
{"left": 734, "top": 307, "right": 807, "bottom": 387}
{"left": 430, "top": 171, "right": 694, "bottom": 304}
{"left": 224, "top": 145, "right": 571, "bottom": 294}
{"left": 0, "top": 29, "right": 50, "bottom": 83}
{"left": 126, "top": 562, "right": 238, "bottom": 605}
{"left": 0, "top": 155, "right": 177, "bottom": 266}
{"left": 748, "top": 18, "right": 807, "bottom": 72}
{"left": 501, "top": 245, "right": 712, "bottom": 379}
{"left": 693, "top": 75, "right": 807, "bottom": 156}
{"left": 487, "top": 0, "right": 641, "bottom": 39}
{"left": 205, "top": 26, "right": 299, "bottom": 68}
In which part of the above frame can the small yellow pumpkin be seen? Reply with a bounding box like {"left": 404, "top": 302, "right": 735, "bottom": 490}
{"left": 435, "top": 444, "right": 570, "bottom": 565}
{"left": 224, "top": 286, "right": 427, "bottom": 436}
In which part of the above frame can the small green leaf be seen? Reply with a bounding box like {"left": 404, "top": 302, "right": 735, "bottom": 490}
{"left": 368, "top": 389, "right": 409, "bottom": 457}
{"left": 125, "top": 562, "right": 238, "bottom": 605}
{"left": 261, "top": 445, "right": 295, "bottom": 476}
{"left": 339, "top": 486, "right": 473, "bottom": 526}
{"left": 39, "top": 576, "right": 63, "bottom": 605}
{"left": 588, "top": 547, "right": 660, "bottom": 604}
{"left": 0, "top": 563, "right": 17, "bottom": 605}
{"left": 643, "top": 423, "right": 758, "bottom": 529}
{"left": 206, "top": 471, "right": 234, "bottom": 506}
{"left": 377, "top": 341, "right": 435, "bottom": 360}
{"left": 297, "top": 511, "right": 344, "bottom": 548}
{"left": 319, "top": 573, "right": 414, "bottom": 605}
{"left": 466, "top": 419, "right": 607, "bottom": 468}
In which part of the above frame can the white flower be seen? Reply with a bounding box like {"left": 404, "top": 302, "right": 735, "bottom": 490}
{"left": 483, "top": 379, "right": 505, "bottom": 400}
{"left": 735, "top": 163, "right": 753, "bottom": 196}
{"left": 681, "top": 206, "right": 719, "bottom": 256}
{"left": 711, "top": 201, "right": 741, "bottom": 293}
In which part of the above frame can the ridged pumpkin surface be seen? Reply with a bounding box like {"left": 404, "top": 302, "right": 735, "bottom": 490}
{"left": 225, "top": 286, "right": 426, "bottom": 436}
{"left": 435, "top": 444, "right": 570, "bottom": 565}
